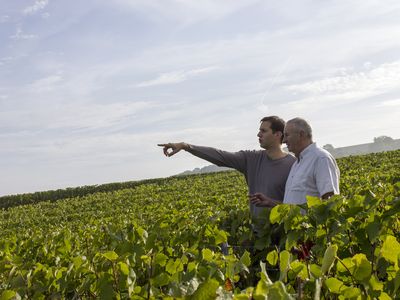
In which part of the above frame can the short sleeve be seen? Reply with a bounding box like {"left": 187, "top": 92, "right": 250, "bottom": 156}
{"left": 315, "top": 156, "right": 340, "bottom": 197}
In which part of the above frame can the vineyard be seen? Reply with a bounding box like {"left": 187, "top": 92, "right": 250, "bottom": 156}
{"left": 0, "top": 150, "right": 399, "bottom": 299}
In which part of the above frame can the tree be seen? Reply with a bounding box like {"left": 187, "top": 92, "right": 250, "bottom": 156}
{"left": 373, "top": 136, "right": 394, "bottom": 144}
{"left": 323, "top": 144, "right": 335, "bottom": 152}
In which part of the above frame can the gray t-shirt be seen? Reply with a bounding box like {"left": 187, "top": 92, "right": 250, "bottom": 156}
{"left": 187, "top": 145, "right": 296, "bottom": 219}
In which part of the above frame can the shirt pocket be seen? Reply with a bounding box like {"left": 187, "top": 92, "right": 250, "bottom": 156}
{"left": 289, "top": 171, "right": 314, "bottom": 193}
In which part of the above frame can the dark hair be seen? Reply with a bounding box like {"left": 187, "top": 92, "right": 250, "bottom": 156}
{"left": 260, "top": 116, "right": 285, "bottom": 143}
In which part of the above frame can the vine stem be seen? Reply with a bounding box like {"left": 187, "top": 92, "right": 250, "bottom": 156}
{"left": 147, "top": 254, "right": 153, "bottom": 300}
{"left": 346, "top": 230, "right": 355, "bottom": 255}
{"left": 335, "top": 255, "right": 369, "bottom": 297}
{"left": 370, "top": 242, "right": 376, "bottom": 275}
{"left": 112, "top": 262, "right": 121, "bottom": 299}
{"left": 335, "top": 256, "right": 357, "bottom": 285}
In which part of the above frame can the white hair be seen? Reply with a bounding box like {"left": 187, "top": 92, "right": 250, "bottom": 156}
{"left": 287, "top": 117, "right": 313, "bottom": 139}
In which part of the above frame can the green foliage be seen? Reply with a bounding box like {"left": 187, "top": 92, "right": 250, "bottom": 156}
{"left": 0, "top": 150, "right": 399, "bottom": 298}
{"left": 321, "top": 244, "right": 337, "bottom": 275}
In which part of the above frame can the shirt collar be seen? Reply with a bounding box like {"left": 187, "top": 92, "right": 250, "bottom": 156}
{"left": 299, "top": 143, "right": 316, "bottom": 161}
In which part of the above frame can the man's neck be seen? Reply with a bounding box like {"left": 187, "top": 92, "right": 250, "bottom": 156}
{"left": 264, "top": 147, "right": 286, "bottom": 160}
{"left": 295, "top": 141, "right": 313, "bottom": 159}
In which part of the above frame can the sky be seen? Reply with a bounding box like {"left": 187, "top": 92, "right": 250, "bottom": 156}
{"left": 1, "top": 0, "right": 400, "bottom": 196}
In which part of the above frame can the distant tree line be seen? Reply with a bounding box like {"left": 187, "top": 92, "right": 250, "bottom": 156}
{"left": 0, "top": 177, "right": 170, "bottom": 209}
{"left": 323, "top": 136, "right": 399, "bottom": 158}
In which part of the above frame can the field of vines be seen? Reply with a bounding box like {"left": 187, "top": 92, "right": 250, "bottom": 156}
{"left": 0, "top": 150, "right": 399, "bottom": 299}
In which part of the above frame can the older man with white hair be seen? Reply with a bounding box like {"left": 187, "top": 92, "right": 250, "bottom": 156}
{"left": 250, "top": 117, "right": 340, "bottom": 207}
{"left": 282, "top": 117, "right": 340, "bottom": 204}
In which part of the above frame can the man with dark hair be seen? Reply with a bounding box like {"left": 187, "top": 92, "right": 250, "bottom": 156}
{"left": 250, "top": 117, "right": 340, "bottom": 207}
{"left": 158, "top": 116, "right": 296, "bottom": 233}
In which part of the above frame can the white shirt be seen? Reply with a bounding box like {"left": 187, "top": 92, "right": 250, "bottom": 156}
{"left": 283, "top": 143, "right": 340, "bottom": 205}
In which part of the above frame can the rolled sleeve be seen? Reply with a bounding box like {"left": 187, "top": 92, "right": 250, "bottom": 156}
{"left": 315, "top": 157, "right": 340, "bottom": 196}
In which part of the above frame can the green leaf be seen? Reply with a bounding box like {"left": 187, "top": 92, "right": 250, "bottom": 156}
{"left": 141, "top": 254, "right": 151, "bottom": 265}
{"left": 202, "top": 249, "right": 214, "bottom": 262}
{"left": 260, "top": 261, "right": 273, "bottom": 284}
{"left": 240, "top": 250, "right": 251, "bottom": 267}
{"left": 321, "top": 244, "right": 337, "bottom": 274}
{"left": 270, "top": 205, "right": 290, "bottom": 224}
{"left": 234, "top": 295, "right": 252, "bottom": 300}
{"left": 117, "top": 261, "right": 129, "bottom": 276}
{"left": 98, "top": 272, "right": 116, "bottom": 300}
{"left": 351, "top": 253, "right": 372, "bottom": 283}
{"left": 325, "top": 277, "right": 345, "bottom": 294}
{"left": 290, "top": 260, "right": 308, "bottom": 280}
{"left": 279, "top": 250, "right": 291, "bottom": 281}
{"left": 254, "top": 279, "right": 269, "bottom": 299}
{"left": 152, "top": 272, "right": 170, "bottom": 286}
{"left": 267, "top": 250, "right": 278, "bottom": 266}
{"left": 155, "top": 253, "right": 168, "bottom": 267}
{"left": 134, "top": 286, "right": 141, "bottom": 294}
{"left": 254, "top": 236, "right": 270, "bottom": 250}
{"left": 165, "top": 258, "right": 183, "bottom": 275}
{"left": 64, "top": 236, "right": 72, "bottom": 252}
{"left": 214, "top": 228, "right": 228, "bottom": 244}
{"left": 136, "top": 226, "right": 148, "bottom": 243}
{"left": 393, "top": 270, "right": 400, "bottom": 295}
{"left": 369, "top": 275, "right": 383, "bottom": 292}
{"left": 341, "top": 287, "right": 361, "bottom": 298}
{"left": 310, "top": 264, "right": 322, "bottom": 278}
{"left": 0, "top": 290, "right": 19, "bottom": 300}
{"left": 9, "top": 274, "right": 25, "bottom": 289}
{"left": 189, "top": 278, "right": 219, "bottom": 300}
{"left": 102, "top": 251, "right": 118, "bottom": 261}
{"left": 187, "top": 262, "right": 197, "bottom": 272}
{"left": 283, "top": 205, "right": 302, "bottom": 232}
{"left": 366, "top": 220, "right": 380, "bottom": 242}
{"left": 380, "top": 235, "right": 400, "bottom": 266}
{"left": 336, "top": 257, "right": 354, "bottom": 274}
{"left": 268, "top": 282, "right": 295, "bottom": 300}
{"left": 285, "top": 231, "right": 299, "bottom": 250}
{"left": 307, "top": 196, "right": 322, "bottom": 208}
{"left": 165, "top": 259, "right": 175, "bottom": 275}
{"left": 71, "top": 255, "right": 86, "bottom": 269}
{"left": 379, "top": 292, "right": 392, "bottom": 300}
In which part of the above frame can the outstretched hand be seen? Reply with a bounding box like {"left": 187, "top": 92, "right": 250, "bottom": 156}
{"left": 157, "top": 142, "right": 188, "bottom": 157}
{"left": 249, "top": 193, "right": 278, "bottom": 208}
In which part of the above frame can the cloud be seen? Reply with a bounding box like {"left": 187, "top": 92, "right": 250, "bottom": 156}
{"left": 10, "top": 28, "right": 37, "bottom": 40}
{"left": 256, "top": 102, "right": 270, "bottom": 115}
{"left": 112, "top": 0, "right": 261, "bottom": 24}
{"left": 284, "top": 61, "right": 400, "bottom": 110}
{"left": 287, "top": 61, "right": 400, "bottom": 94}
{"left": 136, "top": 66, "right": 218, "bottom": 87}
{"left": 377, "top": 99, "right": 400, "bottom": 107}
{"left": 23, "top": 0, "right": 49, "bottom": 15}
{"left": 0, "top": 15, "right": 10, "bottom": 23}
{"left": 28, "top": 74, "right": 63, "bottom": 92}
{"left": 0, "top": 100, "right": 155, "bottom": 133}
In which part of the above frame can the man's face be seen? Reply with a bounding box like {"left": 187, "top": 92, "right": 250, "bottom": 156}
{"left": 257, "top": 121, "right": 279, "bottom": 149}
{"left": 283, "top": 123, "right": 300, "bottom": 154}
